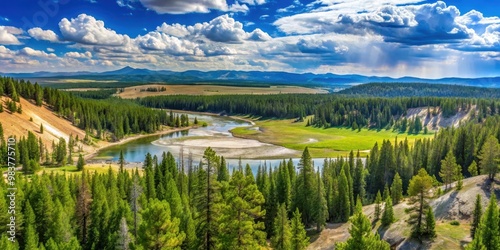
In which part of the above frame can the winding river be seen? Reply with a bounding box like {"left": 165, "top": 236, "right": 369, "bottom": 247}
{"left": 96, "top": 113, "right": 327, "bottom": 170}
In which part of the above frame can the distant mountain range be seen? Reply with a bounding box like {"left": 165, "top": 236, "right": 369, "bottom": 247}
{"left": 2, "top": 66, "right": 500, "bottom": 88}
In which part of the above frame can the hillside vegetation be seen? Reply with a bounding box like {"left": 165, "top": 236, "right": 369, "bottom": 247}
{"left": 339, "top": 82, "right": 500, "bottom": 98}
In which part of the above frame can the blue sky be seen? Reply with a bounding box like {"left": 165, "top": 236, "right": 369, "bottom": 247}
{"left": 0, "top": 0, "right": 499, "bottom": 78}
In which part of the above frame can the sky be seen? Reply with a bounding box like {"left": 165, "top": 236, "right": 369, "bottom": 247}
{"left": 0, "top": 0, "right": 499, "bottom": 78}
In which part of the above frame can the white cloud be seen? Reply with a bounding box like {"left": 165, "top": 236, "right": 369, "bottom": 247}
{"left": 248, "top": 28, "right": 271, "bottom": 41}
{"left": 59, "top": 14, "right": 131, "bottom": 46}
{"left": 28, "top": 28, "right": 60, "bottom": 42}
{"left": 0, "top": 26, "right": 22, "bottom": 45}
{"left": 138, "top": 0, "right": 228, "bottom": 14}
{"left": 239, "top": 0, "right": 266, "bottom": 5}
{"left": 65, "top": 51, "right": 92, "bottom": 59}
{"left": 47, "top": 48, "right": 55, "bottom": 52}
{"left": 229, "top": 2, "right": 249, "bottom": 13}
{"left": 18, "top": 47, "right": 57, "bottom": 58}
{"left": 135, "top": 31, "right": 204, "bottom": 55}
{"left": 201, "top": 15, "right": 248, "bottom": 43}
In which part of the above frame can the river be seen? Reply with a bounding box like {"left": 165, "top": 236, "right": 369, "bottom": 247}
{"left": 95, "top": 112, "right": 328, "bottom": 170}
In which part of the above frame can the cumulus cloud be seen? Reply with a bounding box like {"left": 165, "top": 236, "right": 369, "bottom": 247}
{"left": 201, "top": 15, "right": 248, "bottom": 43}
{"left": 59, "top": 14, "right": 130, "bottom": 46}
{"left": 248, "top": 28, "right": 272, "bottom": 41}
{"left": 138, "top": 0, "right": 228, "bottom": 14}
{"left": 18, "top": 47, "right": 57, "bottom": 58}
{"left": 155, "top": 15, "right": 271, "bottom": 43}
{"left": 28, "top": 28, "right": 60, "bottom": 42}
{"left": 0, "top": 26, "right": 22, "bottom": 45}
{"left": 65, "top": 51, "right": 92, "bottom": 59}
{"left": 275, "top": 1, "right": 474, "bottom": 45}
{"left": 135, "top": 31, "right": 204, "bottom": 55}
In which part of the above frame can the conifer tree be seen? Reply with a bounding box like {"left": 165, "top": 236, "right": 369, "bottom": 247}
{"left": 119, "top": 150, "right": 125, "bottom": 173}
{"left": 116, "top": 217, "right": 131, "bottom": 250}
{"left": 336, "top": 199, "right": 390, "bottom": 250}
{"left": 138, "top": 199, "right": 185, "bottom": 249}
{"left": 296, "top": 147, "right": 316, "bottom": 226}
{"left": 407, "top": 168, "right": 433, "bottom": 239}
{"left": 314, "top": 171, "right": 328, "bottom": 232}
{"left": 391, "top": 173, "right": 403, "bottom": 205}
{"left": 271, "top": 203, "right": 292, "bottom": 250}
{"left": 40, "top": 123, "right": 43, "bottom": 134}
{"left": 383, "top": 184, "right": 390, "bottom": 201}
{"left": 76, "top": 172, "right": 92, "bottom": 246}
{"left": 24, "top": 201, "right": 40, "bottom": 250}
{"left": 479, "top": 136, "right": 500, "bottom": 180}
{"left": 276, "top": 161, "right": 292, "bottom": 211}
{"left": 337, "top": 167, "right": 351, "bottom": 222}
{"left": 381, "top": 196, "right": 395, "bottom": 227}
{"left": 353, "top": 155, "right": 366, "bottom": 203}
{"left": 424, "top": 207, "right": 436, "bottom": 238}
{"left": 290, "top": 209, "right": 309, "bottom": 250}
{"left": 195, "top": 147, "right": 222, "bottom": 250}
{"left": 77, "top": 154, "right": 85, "bottom": 171}
{"left": 374, "top": 191, "right": 382, "bottom": 221}
{"left": 471, "top": 194, "right": 482, "bottom": 239}
{"left": 130, "top": 175, "right": 143, "bottom": 239}
{"left": 218, "top": 168, "right": 266, "bottom": 249}
{"left": 440, "top": 150, "right": 459, "bottom": 190}
{"left": 479, "top": 193, "right": 500, "bottom": 250}
{"left": 468, "top": 161, "right": 478, "bottom": 176}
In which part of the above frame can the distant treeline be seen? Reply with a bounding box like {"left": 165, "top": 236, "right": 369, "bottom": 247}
{"left": 68, "top": 89, "right": 117, "bottom": 99}
{"left": 140, "top": 87, "right": 166, "bottom": 92}
{"left": 138, "top": 94, "right": 500, "bottom": 129}
{"left": 339, "top": 82, "right": 500, "bottom": 98}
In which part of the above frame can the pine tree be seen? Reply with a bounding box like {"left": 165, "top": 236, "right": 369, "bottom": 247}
{"left": 271, "top": 204, "right": 292, "bottom": 250}
{"left": 130, "top": 174, "right": 143, "bottom": 239}
{"left": 374, "top": 191, "right": 382, "bottom": 221}
{"left": 218, "top": 168, "right": 266, "bottom": 249}
{"left": 195, "top": 147, "right": 222, "bottom": 250}
{"left": 471, "top": 194, "right": 482, "bottom": 239}
{"left": 381, "top": 196, "right": 395, "bottom": 227}
{"left": 119, "top": 150, "right": 125, "bottom": 173}
{"left": 455, "top": 165, "right": 463, "bottom": 191}
{"left": 24, "top": 201, "right": 39, "bottom": 250}
{"left": 296, "top": 147, "right": 316, "bottom": 226}
{"left": 391, "top": 173, "right": 403, "bottom": 205}
{"left": 290, "top": 209, "right": 309, "bottom": 250}
{"left": 337, "top": 167, "right": 351, "bottom": 222}
{"left": 76, "top": 172, "right": 92, "bottom": 246}
{"left": 440, "top": 150, "right": 459, "bottom": 190}
{"left": 353, "top": 155, "right": 366, "bottom": 203}
{"left": 468, "top": 161, "right": 478, "bottom": 176}
{"left": 424, "top": 207, "right": 436, "bottom": 238}
{"left": 336, "top": 199, "right": 390, "bottom": 250}
{"left": 407, "top": 168, "right": 434, "bottom": 239}
{"left": 138, "top": 199, "right": 185, "bottom": 249}
{"left": 479, "top": 193, "right": 500, "bottom": 250}
{"left": 40, "top": 123, "right": 43, "bottom": 134}
{"left": 314, "top": 171, "right": 327, "bottom": 232}
{"left": 478, "top": 136, "right": 500, "bottom": 180}
{"left": 383, "top": 184, "right": 390, "bottom": 201}
{"left": 77, "top": 154, "right": 85, "bottom": 171}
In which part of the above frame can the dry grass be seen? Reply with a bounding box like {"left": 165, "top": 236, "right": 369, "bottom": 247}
{"left": 117, "top": 84, "right": 328, "bottom": 98}
{"left": 0, "top": 96, "right": 86, "bottom": 149}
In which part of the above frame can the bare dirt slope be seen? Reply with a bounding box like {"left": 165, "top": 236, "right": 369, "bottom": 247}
{"left": 405, "top": 106, "right": 474, "bottom": 130}
{"left": 308, "top": 175, "right": 495, "bottom": 250}
{"left": 0, "top": 96, "right": 86, "bottom": 148}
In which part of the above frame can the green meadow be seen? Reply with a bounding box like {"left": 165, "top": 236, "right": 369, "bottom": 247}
{"left": 231, "top": 117, "right": 435, "bottom": 158}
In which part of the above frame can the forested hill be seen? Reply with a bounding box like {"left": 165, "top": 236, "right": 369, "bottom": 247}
{"left": 338, "top": 82, "right": 500, "bottom": 98}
